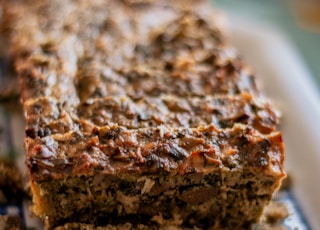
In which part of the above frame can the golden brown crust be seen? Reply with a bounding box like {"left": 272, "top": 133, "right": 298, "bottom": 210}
{"left": 25, "top": 124, "right": 284, "bottom": 181}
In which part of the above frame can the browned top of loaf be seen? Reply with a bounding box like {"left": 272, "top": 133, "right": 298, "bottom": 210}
{"left": 4, "top": 0, "right": 284, "bottom": 181}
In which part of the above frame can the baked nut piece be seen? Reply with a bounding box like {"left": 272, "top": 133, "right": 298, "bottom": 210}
{"left": 3, "top": 0, "right": 285, "bottom": 229}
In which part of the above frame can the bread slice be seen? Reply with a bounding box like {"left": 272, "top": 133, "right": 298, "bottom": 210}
{"left": 3, "top": 0, "right": 285, "bottom": 229}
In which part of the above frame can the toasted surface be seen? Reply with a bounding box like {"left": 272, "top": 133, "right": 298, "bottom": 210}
{"left": 26, "top": 124, "right": 284, "bottom": 181}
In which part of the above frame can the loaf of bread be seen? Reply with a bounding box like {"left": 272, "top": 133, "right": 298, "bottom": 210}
{"left": 2, "top": 0, "right": 285, "bottom": 229}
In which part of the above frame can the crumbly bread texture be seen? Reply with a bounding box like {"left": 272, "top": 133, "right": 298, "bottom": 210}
{"left": 54, "top": 199, "right": 291, "bottom": 230}
{"left": 2, "top": 0, "right": 285, "bottom": 229}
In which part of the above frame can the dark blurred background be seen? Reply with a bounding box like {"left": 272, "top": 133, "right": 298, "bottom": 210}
{"left": 212, "top": 0, "right": 320, "bottom": 91}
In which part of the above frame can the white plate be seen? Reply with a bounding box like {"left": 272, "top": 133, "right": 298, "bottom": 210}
{"left": 229, "top": 20, "right": 320, "bottom": 229}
